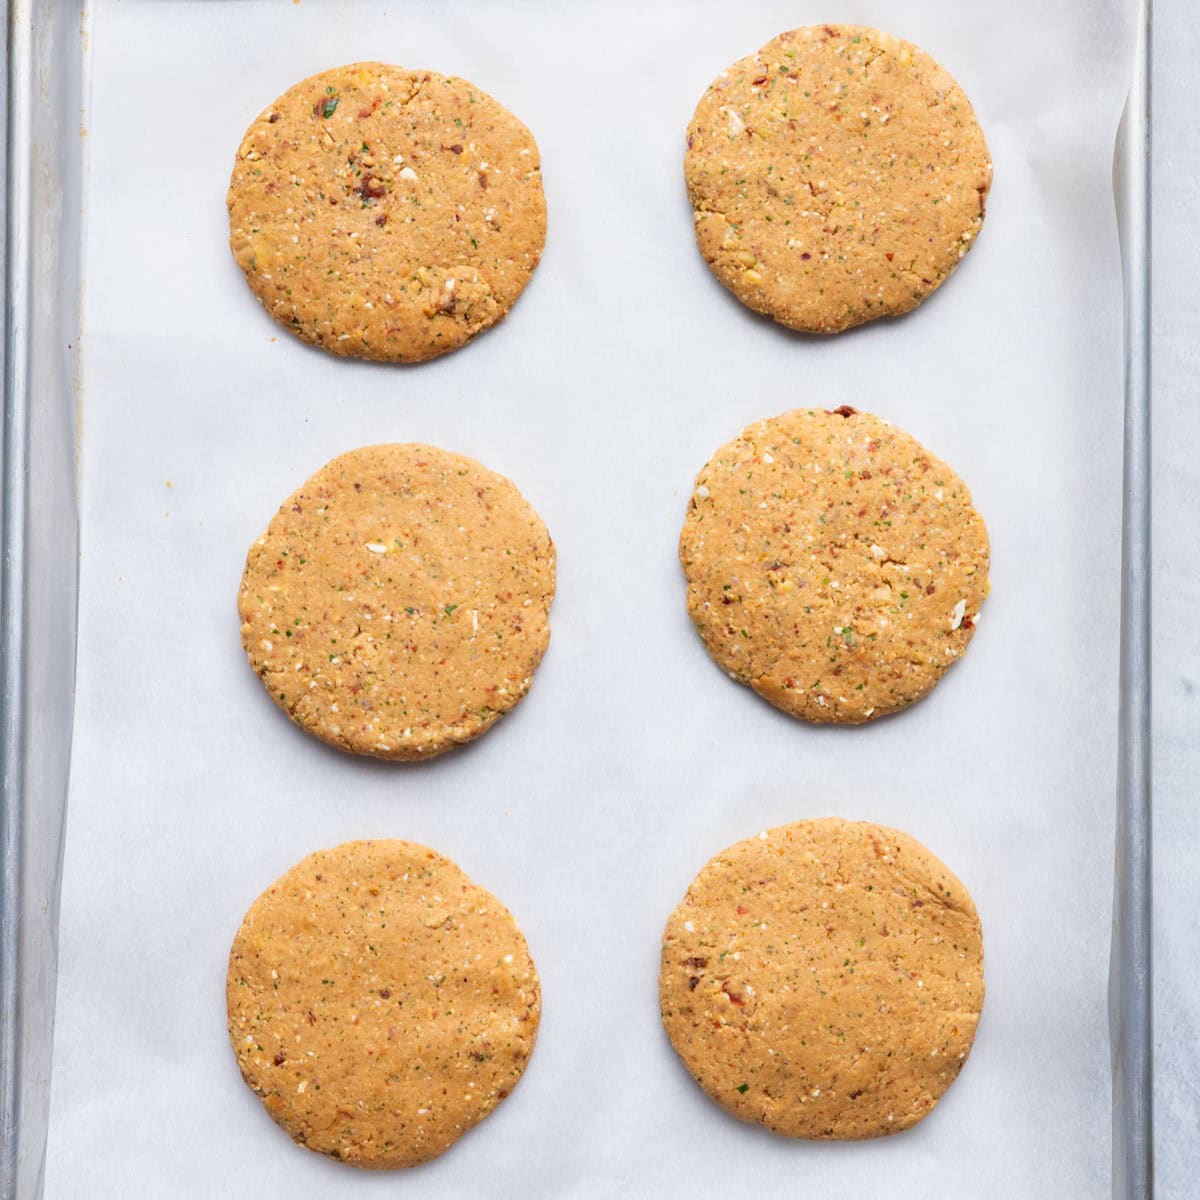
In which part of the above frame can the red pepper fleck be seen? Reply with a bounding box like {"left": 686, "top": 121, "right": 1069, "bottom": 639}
{"left": 925, "top": 585, "right": 936, "bottom": 595}
{"left": 736, "top": 905, "right": 749, "bottom": 915}
{"left": 375, "top": 213, "right": 388, "bottom": 227}
{"left": 448, "top": 143, "right": 463, "bottom": 154}
{"left": 885, "top": 251, "right": 895, "bottom": 262}
{"left": 801, "top": 251, "right": 812, "bottom": 260}
{"left": 267, "top": 112, "right": 280, "bottom": 124}
{"left": 379, "top": 988, "right": 391, "bottom": 999}
{"left": 273, "top": 1052, "right": 286, "bottom": 1066}
{"left": 752, "top": 75, "right": 768, "bottom": 86}
{"left": 830, "top": 405, "right": 858, "bottom": 418}
{"left": 355, "top": 173, "right": 387, "bottom": 202}
{"left": 478, "top": 170, "right": 488, "bottom": 189}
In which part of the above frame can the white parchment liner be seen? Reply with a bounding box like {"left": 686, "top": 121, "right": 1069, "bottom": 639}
{"left": 48, "top": 1, "right": 1136, "bottom": 1195}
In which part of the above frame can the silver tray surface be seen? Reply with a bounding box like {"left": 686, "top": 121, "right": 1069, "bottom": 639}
{"left": 1, "top": 3, "right": 1153, "bottom": 1196}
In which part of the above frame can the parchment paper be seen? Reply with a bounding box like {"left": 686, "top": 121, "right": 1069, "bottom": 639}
{"left": 46, "top": 1, "right": 1137, "bottom": 1195}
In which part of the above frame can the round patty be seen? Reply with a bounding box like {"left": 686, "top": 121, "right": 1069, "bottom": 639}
{"left": 660, "top": 819, "right": 984, "bottom": 1138}
{"left": 229, "top": 62, "right": 546, "bottom": 361}
{"left": 685, "top": 25, "right": 991, "bottom": 333}
{"left": 679, "top": 407, "right": 988, "bottom": 724}
{"left": 228, "top": 840, "right": 541, "bottom": 1167}
{"left": 239, "top": 444, "right": 555, "bottom": 759}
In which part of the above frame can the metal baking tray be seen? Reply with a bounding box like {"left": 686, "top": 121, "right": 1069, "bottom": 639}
{"left": 0, "top": 1, "right": 1152, "bottom": 1196}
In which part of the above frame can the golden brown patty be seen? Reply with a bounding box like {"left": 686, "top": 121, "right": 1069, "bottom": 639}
{"left": 685, "top": 25, "right": 991, "bottom": 332}
{"left": 679, "top": 407, "right": 988, "bottom": 723}
{"left": 239, "top": 444, "right": 555, "bottom": 759}
{"left": 660, "top": 819, "right": 984, "bottom": 1138}
{"left": 228, "top": 840, "right": 541, "bottom": 1168}
{"left": 229, "top": 62, "right": 546, "bottom": 361}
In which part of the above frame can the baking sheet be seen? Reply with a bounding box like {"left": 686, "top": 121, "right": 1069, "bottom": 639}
{"left": 45, "top": 1, "right": 1137, "bottom": 1196}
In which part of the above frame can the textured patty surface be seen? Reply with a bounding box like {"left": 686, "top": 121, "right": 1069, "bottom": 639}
{"left": 239, "top": 444, "right": 555, "bottom": 759}
{"left": 228, "top": 840, "right": 541, "bottom": 1168}
{"left": 680, "top": 407, "right": 988, "bottom": 724}
{"left": 229, "top": 62, "right": 546, "bottom": 361}
{"left": 660, "top": 819, "right": 984, "bottom": 1138}
{"left": 685, "top": 25, "right": 991, "bottom": 332}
